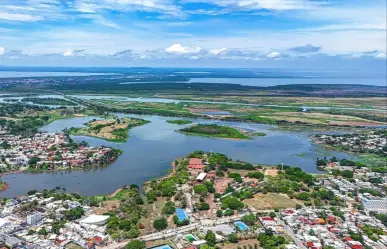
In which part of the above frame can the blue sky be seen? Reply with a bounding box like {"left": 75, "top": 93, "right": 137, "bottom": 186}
{"left": 0, "top": 0, "right": 386, "bottom": 68}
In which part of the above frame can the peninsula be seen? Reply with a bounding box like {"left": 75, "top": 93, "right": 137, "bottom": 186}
{"left": 67, "top": 117, "right": 150, "bottom": 142}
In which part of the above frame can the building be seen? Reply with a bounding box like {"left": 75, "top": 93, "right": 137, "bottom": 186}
{"left": 361, "top": 196, "right": 387, "bottom": 213}
{"left": 196, "top": 173, "right": 207, "bottom": 182}
{"left": 79, "top": 215, "right": 110, "bottom": 226}
{"left": 26, "top": 212, "right": 42, "bottom": 225}
{"left": 189, "top": 158, "right": 203, "bottom": 170}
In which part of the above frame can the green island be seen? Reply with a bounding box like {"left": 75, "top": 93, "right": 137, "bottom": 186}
{"left": 21, "top": 97, "right": 77, "bottom": 106}
{"left": 178, "top": 124, "right": 257, "bottom": 140}
{"left": 166, "top": 119, "right": 193, "bottom": 125}
{"left": 67, "top": 117, "right": 150, "bottom": 142}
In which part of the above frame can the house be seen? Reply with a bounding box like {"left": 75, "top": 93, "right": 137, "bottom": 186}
{"left": 189, "top": 158, "right": 203, "bottom": 170}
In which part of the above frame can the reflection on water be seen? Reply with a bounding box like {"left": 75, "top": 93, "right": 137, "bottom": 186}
{"left": 0, "top": 114, "right": 358, "bottom": 197}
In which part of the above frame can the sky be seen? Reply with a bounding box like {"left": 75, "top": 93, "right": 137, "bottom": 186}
{"left": 0, "top": 0, "right": 386, "bottom": 68}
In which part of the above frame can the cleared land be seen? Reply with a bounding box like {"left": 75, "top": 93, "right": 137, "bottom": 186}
{"left": 243, "top": 193, "right": 298, "bottom": 210}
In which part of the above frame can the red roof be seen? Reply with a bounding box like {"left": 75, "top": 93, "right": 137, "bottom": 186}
{"left": 345, "top": 237, "right": 353, "bottom": 241}
{"left": 307, "top": 242, "right": 314, "bottom": 247}
{"left": 262, "top": 217, "right": 275, "bottom": 221}
{"left": 351, "top": 245, "right": 363, "bottom": 249}
{"left": 189, "top": 158, "right": 203, "bottom": 169}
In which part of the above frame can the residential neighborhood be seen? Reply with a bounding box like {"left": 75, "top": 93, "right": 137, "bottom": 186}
{"left": 0, "top": 151, "right": 386, "bottom": 249}
{"left": 0, "top": 131, "right": 121, "bottom": 173}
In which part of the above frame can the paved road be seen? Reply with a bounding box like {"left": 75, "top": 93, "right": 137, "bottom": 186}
{"left": 278, "top": 220, "right": 307, "bottom": 249}
{"left": 99, "top": 215, "right": 245, "bottom": 249}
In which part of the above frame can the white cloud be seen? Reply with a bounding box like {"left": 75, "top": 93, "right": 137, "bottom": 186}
{"left": 0, "top": 12, "right": 44, "bottom": 22}
{"left": 184, "top": 0, "right": 326, "bottom": 11}
{"left": 63, "top": 49, "right": 85, "bottom": 57}
{"left": 165, "top": 44, "right": 202, "bottom": 54}
{"left": 375, "top": 52, "right": 386, "bottom": 59}
{"left": 63, "top": 50, "right": 74, "bottom": 57}
{"left": 266, "top": 51, "right": 281, "bottom": 58}
{"left": 0, "top": 46, "right": 5, "bottom": 56}
{"left": 209, "top": 48, "right": 227, "bottom": 55}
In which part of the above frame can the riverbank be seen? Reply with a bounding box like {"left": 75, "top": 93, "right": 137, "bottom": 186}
{"left": 0, "top": 182, "right": 10, "bottom": 193}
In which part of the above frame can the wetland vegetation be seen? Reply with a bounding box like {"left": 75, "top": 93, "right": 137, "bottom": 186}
{"left": 166, "top": 119, "right": 192, "bottom": 125}
{"left": 21, "top": 97, "right": 77, "bottom": 106}
{"left": 178, "top": 124, "right": 253, "bottom": 140}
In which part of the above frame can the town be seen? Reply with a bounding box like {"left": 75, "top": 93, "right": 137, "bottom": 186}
{"left": 0, "top": 130, "right": 121, "bottom": 174}
{"left": 0, "top": 151, "right": 386, "bottom": 249}
{"left": 313, "top": 131, "right": 387, "bottom": 155}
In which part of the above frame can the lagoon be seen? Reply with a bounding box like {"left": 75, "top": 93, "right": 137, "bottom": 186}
{"left": 0, "top": 114, "right": 358, "bottom": 198}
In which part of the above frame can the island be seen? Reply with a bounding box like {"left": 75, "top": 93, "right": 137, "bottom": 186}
{"left": 178, "top": 124, "right": 264, "bottom": 140}
{"left": 166, "top": 119, "right": 193, "bottom": 125}
{"left": 67, "top": 117, "right": 150, "bottom": 142}
{"left": 21, "top": 97, "right": 78, "bottom": 106}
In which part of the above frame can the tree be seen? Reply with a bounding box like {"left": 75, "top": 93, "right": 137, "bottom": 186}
{"left": 216, "top": 210, "right": 223, "bottom": 217}
{"left": 295, "top": 204, "right": 302, "bottom": 209}
{"left": 38, "top": 227, "right": 48, "bottom": 236}
{"left": 228, "top": 233, "right": 238, "bottom": 243}
{"left": 64, "top": 207, "right": 84, "bottom": 220}
{"left": 162, "top": 201, "right": 176, "bottom": 215}
{"left": 241, "top": 213, "right": 257, "bottom": 226}
{"left": 126, "top": 240, "right": 146, "bottom": 249}
{"left": 205, "top": 231, "right": 217, "bottom": 247}
{"left": 153, "top": 217, "right": 168, "bottom": 231}
{"left": 194, "top": 184, "right": 208, "bottom": 195}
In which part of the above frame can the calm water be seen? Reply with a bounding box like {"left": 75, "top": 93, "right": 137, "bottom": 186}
{"left": 188, "top": 77, "right": 387, "bottom": 87}
{"left": 0, "top": 114, "right": 358, "bottom": 198}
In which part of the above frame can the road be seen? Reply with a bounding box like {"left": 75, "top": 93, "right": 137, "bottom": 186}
{"left": 278, "top": 220, "right": 307, "bottom": 249}
{"left": 99, "top": 215, "right": 245, "bottom": 249}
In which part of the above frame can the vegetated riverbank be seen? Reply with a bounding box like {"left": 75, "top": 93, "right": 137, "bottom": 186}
{"left": 21, "top": 97, "right": 77, "bottom": 106}
{"left": 0, "top": 182, "right": 10, "bottom": 193}
{"left": 178, "top": 124, "right": 261, "bottom": 140}
{"left": 166, "top": 119, "right": 192, "bottom": 125}
{"left": 67, "top": 117, "right": 150, "bottom": 142}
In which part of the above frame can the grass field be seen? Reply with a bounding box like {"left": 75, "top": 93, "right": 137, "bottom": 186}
{"left": 243, "top": 193, "right": 298, "bottom": 210}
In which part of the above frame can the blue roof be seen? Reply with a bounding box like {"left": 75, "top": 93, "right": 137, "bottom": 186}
{"left": 234, "top": 221, "right": 249, "bottom": 231}
{"left": 150, "top": 245, "right": 173, "bottom": 249}
{"left": 175, "top": 208, "right": 189, "bottom": 222}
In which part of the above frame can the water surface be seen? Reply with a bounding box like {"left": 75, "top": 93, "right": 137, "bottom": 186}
{"left": 0, "top": 114, "right": 357, "bottom": 197}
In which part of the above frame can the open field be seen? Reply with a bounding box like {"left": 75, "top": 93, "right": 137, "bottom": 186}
{"left": 140, "top": 197, "right": 171, "bottom": 235}
{"left": 243, "top": 193, "right": 298, "bottom": 210}
{"left": 221, "top": 239, "right": 262, "bottom": 249}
